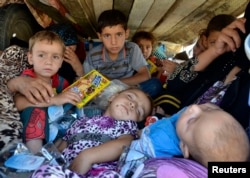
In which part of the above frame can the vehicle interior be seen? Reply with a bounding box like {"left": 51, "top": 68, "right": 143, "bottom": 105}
{"left": 0, "top": 0, "right": 248, "bottom": 55}
{"left": 0, "top": 0, "right": 249, "bottom": 177}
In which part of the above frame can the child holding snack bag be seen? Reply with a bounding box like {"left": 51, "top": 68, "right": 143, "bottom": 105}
{"left": 14, "top": 30, "right": 82, "bottom": 154}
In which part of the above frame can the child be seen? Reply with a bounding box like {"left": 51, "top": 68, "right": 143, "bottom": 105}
{"left": 47, "top": 23, "right": 86, "bottom": 84}
{"left": 31, "top": 88, "right": 153, "bottom": 177}
{"left": 83, "top": 9, "right": 162, "bottom": 98}
{"left": 131, "top": 30, "right": 177, "bottom": 83}
{"left": 14, "top": 30, "right": 82, "bottom": 153}
{"left": 128, "top": 103, "right": 249, "bottom": 168}
{"left": 131, "top": 31, "right": 156, "bottom": 60}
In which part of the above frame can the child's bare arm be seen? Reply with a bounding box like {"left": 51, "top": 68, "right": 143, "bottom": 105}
{"left": 14, "top": 90, "right": 82, "bottom": 111}
{"left": 57, "top": 140, "right": 68, "bottom": 153}
{"left": 69, "top": 134, "right": 134, "bottom": 174}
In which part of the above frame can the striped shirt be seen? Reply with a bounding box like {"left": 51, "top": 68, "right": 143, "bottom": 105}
{"left": 83, "top": 42, "right": 147, "bottom": 79}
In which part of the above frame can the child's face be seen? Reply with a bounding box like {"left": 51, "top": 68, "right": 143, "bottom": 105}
{"left": 28, "top": 40, "right": 64, "bottom": 80}
{"left": 176, "top": 103, "right": 229, "bottom": 149}
{"left": 137, "top": 39, "right": 153, "bottom": 59}
{"left": 106, "top": 89, "right": 151, "bottom": 122}
{"left": 98, "top": 24, "right": 129, "bottom": 59}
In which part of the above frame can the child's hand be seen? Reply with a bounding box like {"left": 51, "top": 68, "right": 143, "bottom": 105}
{"left": 64, "top": 47, "right": 84, "bottom": 77}
{"left": 161, "top": 60, "right": 177, "bottom": 75}
{"left": 69, "top": 150, "right": 92, "bottom": 174}
{"left": 51, "top": 90, "right": 82, "bottom": 105}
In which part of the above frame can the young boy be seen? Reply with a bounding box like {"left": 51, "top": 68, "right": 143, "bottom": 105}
{"left": 83, "top": 9, "right": 162, "bottom": 98}
{"left": 47, "top": 23, "right": 86, "bottom": 84}
{"left": 14, "top": 30, "right": 82, "bottom": 153}
{"left": 131, "top": 30, "right": 177, "bottom": 83}
{"left": 31, "top": 88, "right": 153, "bottom": 177}
{"left": 131, "top": 31, "right": 156, "bottom": 60}
{"left": 128, "top": 103, "right": 249, "bottom": 167}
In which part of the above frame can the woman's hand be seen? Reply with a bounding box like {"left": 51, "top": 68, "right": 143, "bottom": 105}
{"left": 194, "top": 18, "right": 246, "bottom": 72}
{"left": 214, "top": 17, "right": 246, "bottom": 55}
{"left": 7, "top": 76, "right": 54, "bottom": 104}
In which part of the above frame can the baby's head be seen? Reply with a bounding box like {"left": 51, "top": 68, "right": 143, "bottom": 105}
{"left": 104, "top": 87, "right": 153, "bottom": 123}
{"left": 176, "top": 103, "right": 249, "bottom": 167}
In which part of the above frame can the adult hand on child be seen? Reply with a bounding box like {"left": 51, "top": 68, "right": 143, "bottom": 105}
{"left": 7, "top": 76, "right": 54, "bottom": 104}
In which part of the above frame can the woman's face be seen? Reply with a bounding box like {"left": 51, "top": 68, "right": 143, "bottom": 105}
{"left": 193, "top": 34, "right": 206, "bottom": 57}
{"left": 205, "top": 31, "right": 221, "bottom": 48}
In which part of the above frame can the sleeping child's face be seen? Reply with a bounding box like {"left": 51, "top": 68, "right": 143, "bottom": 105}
{"left": 105, "top": 88, "right": 152, "bottom": 122}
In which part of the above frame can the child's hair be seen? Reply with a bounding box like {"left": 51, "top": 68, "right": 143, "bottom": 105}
{"left": 191, "top": 115, "right": 250, "bottom": 167}
{"left": 29, "top": 30, "right": 65, "bottom": 52}
{"left": 205, "top": 14, "right": 236, "bottom": 37}
{"left": 97, "top": 9, "right": 128, "bottom": 33}
{"left": 131, "top": 31, "right": 157, "bottom": 47}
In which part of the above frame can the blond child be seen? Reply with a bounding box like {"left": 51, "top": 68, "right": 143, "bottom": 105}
{"left": 14, "top": 30, "right": 82, "bottom": 153}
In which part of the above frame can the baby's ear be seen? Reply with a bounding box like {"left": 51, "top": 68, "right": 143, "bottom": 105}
{"left": 180, "top": 141, "right": 190, "bottom": 158}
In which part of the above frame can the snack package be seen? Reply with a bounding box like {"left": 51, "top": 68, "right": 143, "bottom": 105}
{"left": 63, "top": 70, "right": 110, "bottom": 108}
{"left": 147, "top": 59, "right": 157, "bottom": 74}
